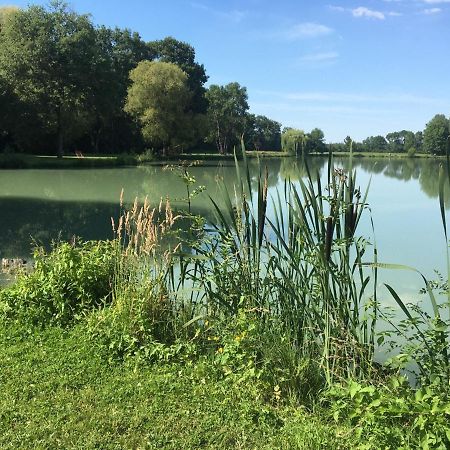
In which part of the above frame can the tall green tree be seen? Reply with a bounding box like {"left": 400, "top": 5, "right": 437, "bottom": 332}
{"left": 206, "top": 83, "right": 249, "bottom": 154}
{"left": 362, "top": 135, "right": 388, "bottom": 153}
{"left": 125, "top": 61, "right": 194, "bottom": 154}
{"left": 423, "top": 114, "right": 450, "bottom": 155}
{"left": 148, "top": 37, "right": 208, "bottom": 115}
{"left": 0, "top": 1, "right": 98, "bottom": 157}
{"left": 306, "top": 128, "right": 326, "bottom": 153}
{"left": 245, "top": 114, "right": 281, "bottom": 151}
{"left": 87, "top": 26, "right": 153, "bottom": 152}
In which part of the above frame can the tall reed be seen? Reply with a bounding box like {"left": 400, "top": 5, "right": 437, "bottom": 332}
{"left": 182, "top": 145, "right": 378, "bottom": 384}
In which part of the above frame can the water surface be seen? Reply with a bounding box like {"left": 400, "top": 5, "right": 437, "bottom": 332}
{"left": 0, "top": 156, "right": 447, "bottom": 308}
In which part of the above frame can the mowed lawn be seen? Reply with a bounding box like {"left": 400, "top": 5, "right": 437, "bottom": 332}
{"left": 0, "top": 324, "right": 352, "bottom": 450}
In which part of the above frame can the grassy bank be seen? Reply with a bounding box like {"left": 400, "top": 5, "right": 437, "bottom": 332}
{"left": 0, "top": 150, "right": 443, "bottom": 170}
{"left": 0, "top": 152, "right": 282, "bottom": 169}
{"left": 0, "top": 153, "right": 140, "bottom": 169}
{"left": 1, "top": 153, "right": 450, "bottom": 448}
{"left": 0, "top": 323, "right": 352, "bottom": 449}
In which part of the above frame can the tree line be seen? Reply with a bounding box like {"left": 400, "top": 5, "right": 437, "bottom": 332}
{"left": 0, "top": 1, "right": 281, "bottom": 157}
{"left": 1, "top": 2, "right": 448, "bottom": 158}
{"left": 282, "top": 113, "right": 450, "bottom": 157}
{"left": 327, "top": 114, "right": 450, "bottom": 156}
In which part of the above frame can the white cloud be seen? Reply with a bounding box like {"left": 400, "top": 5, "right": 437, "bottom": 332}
{"left": 423, "top": 7, "right": 442, "bottom": 13}
{"left": 352, "top": 7, "right": 385, "bottom": 19}
{"left": 282, "top": 22, "right": 333, "bottom": 40}
{"left": 388, "top": 11, "right": 403, "bottom": 16}
{"left": 298, "top": 51, "right": 339, "bottom": 62}
{"left": 423, "top": 0, "right": 450, "bottom": 3}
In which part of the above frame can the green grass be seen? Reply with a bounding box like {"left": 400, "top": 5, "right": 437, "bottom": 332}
{"left": 0, "top": 322, "right": 353, "bottom": 450}
{"left": 0, "top": 153, "right": 140, "bottom": 169}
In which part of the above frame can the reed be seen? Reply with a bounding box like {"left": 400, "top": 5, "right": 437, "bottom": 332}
{"left": 179, "top": 144, "right": 378, "bottom": 385}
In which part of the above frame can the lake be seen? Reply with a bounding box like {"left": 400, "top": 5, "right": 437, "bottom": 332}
{"left": 0, "top": 156, "right": 447, "bottom": 309}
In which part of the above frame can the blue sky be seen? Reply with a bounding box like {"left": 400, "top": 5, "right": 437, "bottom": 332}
{"left": 6, "top": 0, "right": 450, "bottom": 142}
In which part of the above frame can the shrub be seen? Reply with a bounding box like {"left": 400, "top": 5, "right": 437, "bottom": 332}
{"left": 0, "top": 240, "right": 116, "bottom": 326}
{"left": 327, "top": 376, "right": 450, "bottom": 449}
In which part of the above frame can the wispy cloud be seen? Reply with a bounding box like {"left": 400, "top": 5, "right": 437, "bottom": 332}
{"left": 423, "top": 0, "right": 450, "bottom": 4}
{"left": 254, "top": 90, "right": 445, "bottom": 106}
{"left": 423, "top": 7, "right": 442, "bottom": 13}
{"left": 330, "top": 5, "right": 401, "bottom": 19}
{"left": 189, "top": 2, "right": 247, "bottom": 23}
{"left": 352, "top": 7, "right": 385, "bottom": 19}
{"left": 281, "top": 22, "right": 333, "bottom": 40}
{"left": 298, "top": 51, "right": 339, "bottom": 62}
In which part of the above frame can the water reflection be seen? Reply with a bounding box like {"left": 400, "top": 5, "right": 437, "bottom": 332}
{"left": 0, "top": 156, "right": 447, "bottom": 257}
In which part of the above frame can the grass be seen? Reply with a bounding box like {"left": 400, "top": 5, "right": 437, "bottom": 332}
{"left": 0, "top": 322, "right": 353, "bottom": 450}
{"left": 0, "top": 153, "right": 140, "bottom": 169}
{"left": 2, "top": 147, "right": 450, "bottom": 448}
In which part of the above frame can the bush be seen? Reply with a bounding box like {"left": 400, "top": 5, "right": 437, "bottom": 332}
{"left": 407, "top": 146, "right": 417, "bottom": 157}
{"left": 0, "top": 240, "right": 116, "bottom": 326}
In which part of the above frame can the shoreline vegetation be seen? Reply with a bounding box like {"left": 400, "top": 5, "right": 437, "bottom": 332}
{"left": 0, "top": 149, "right": 447, "bottom": 170}
{"left": 1, "top": 153, "right": 450, "bottom": 448}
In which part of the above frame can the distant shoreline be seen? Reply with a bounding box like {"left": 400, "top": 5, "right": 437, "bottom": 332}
{"left": 0, "top": 150, "right": 445, "bottom": 169}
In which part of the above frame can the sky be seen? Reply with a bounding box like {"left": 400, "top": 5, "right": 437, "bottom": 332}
{"left": 5, "top": 0, "right": 450, "bottom": 142}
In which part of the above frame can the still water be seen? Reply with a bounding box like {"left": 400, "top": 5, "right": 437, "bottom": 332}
{"left": 0, "top": 156, "right": 447, "bottom": 308}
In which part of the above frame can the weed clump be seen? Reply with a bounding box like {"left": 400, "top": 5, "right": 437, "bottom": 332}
{"left": 0, "top": 240, "right": 115, "bottom": 326}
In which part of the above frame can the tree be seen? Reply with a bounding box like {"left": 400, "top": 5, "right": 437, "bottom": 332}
{"left": 0, "top": 1, "right": 98, "bottom": 157}
{"left": 423, "top": 114, "right": 450, "bottom": 155}
{"left": 125, "top": 61, "right": 194, "bottom": 154}
{"left": 281, "top": 128, "right": 306, "bottom": 155}
{"left": 148, "top": 37, "right": 208, "bottom": 115}
{"left": 86, "top": 26, "right": 153, "bottom": 152}
{"left": 206, "top": 83, "right": 249, "bottom": 154}
{"left": 245, "top": 114, "right": 281, "bottom": 151}
{"left": 362, "top": 135, "right": 388, "bottom": 153}
{"left": 386, "top": 132, "right": 403, "bottom": 153}
{"left": 306, "top": 128, "right": 326, "bottom": 153}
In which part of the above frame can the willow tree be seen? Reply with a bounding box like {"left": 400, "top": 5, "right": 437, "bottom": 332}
{"left": 125, "top": 61, "right": 196, "bottom": 154}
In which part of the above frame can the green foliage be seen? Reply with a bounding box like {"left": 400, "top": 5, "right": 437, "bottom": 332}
{"left": 205, "top": 82, "right": 249, "bottom": 154}
{"left": 327, "top": 377, "right": 450, "bottom": 449}
{"left": 0, "top": 1, "right": 99, "bottom": 156}
{"left": 181, "top": 151, "right": 377, "bottom": 388}
{"left": 125, "top": 61, "right": 198, "bottom": 153}
{"left": 423, "top": 114, "right": 450, "bottom": 155}
{"left": 86, "top": 196, "right": 194, "bottom": 360}
{"left": 281, "top": 128, "right": 306, "bottom": 155}
{"left": 306, "top": 127, "right": 326, "bottom": 153}
{"left": 148, "top": 36, "right": 208, "bottom": 115}
{"left": 0, "top": 240, "right": 115, "bottom": 326}
{"left": 407, "top": 146, "right": 417, "bottom": 157}
{"left": 245, "top": 114, "right": 282, "bottom": 151}
{"left": 362, "top": 135, "right": 388, "bottom": 153}
{"left": 0, "top": 322, "right": 354, "bottom": 449}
